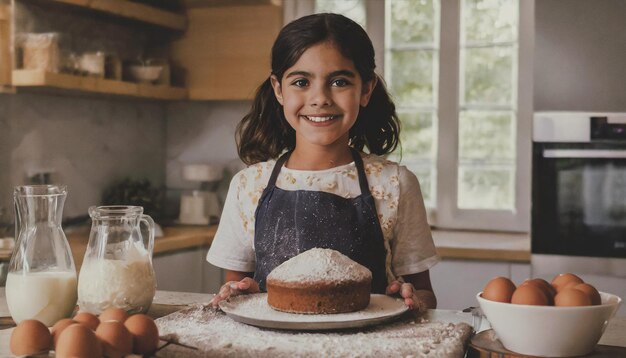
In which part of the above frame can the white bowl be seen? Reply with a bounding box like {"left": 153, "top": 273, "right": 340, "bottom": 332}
{"left": 477, "top": 291, "right": 621, "bottom": 357}
{"left": 129, "top": 65, "right": 162, "bottom": 83}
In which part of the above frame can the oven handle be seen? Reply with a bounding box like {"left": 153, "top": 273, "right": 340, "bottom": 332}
{"left": 543, "top": 149, "right": 626, "bottom": 158}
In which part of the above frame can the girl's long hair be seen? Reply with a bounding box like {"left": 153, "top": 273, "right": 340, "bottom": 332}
{"left": 237, "top": 13, "right": 400, "bottom": 165}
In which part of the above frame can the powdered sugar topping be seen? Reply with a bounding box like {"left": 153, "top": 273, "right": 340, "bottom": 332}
{"left": 267, "top": 248, "right": 371, "bottom": 283}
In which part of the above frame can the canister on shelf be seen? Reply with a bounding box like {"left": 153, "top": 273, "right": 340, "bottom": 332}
{"left": 21, "top": 33, "right": 60, "bottom": 72}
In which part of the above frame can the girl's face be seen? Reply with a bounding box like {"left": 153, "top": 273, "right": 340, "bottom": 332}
{"left": 270, "top": 41, "right": 376, "bottom": 150}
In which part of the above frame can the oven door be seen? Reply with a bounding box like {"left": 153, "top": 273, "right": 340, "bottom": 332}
{"left": 532, "top": 142, "right": 626, "bottom": 259}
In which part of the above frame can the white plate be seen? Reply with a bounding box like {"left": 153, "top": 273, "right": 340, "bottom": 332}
{"left": 219, "top": 293, "right": 409, "bottom": 330}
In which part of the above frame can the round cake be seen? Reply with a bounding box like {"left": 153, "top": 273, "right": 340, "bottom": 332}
{"left": 266, "top": 248, "right": 372, "bottom": 314}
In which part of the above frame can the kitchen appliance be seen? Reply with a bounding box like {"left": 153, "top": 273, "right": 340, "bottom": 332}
{"left": 179, "top": 164, "right": 223, "bottom": 225}
{"left": 532, "top": 112, "right": 626, "bottom": 302}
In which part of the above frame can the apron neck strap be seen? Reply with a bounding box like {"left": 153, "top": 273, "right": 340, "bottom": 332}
{"left": 266, "top": 148, "right": 372, "bottom": 196}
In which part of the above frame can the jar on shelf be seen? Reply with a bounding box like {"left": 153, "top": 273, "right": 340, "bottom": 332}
{"left": 20, "top": 32, "right": 61, "bottom": 73}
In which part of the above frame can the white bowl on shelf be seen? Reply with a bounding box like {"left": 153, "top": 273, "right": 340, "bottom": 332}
{"left": 129, "top": 65, "right": 163, "bottom": 84}
{"left": 476, "top": 291, "right": 622, "bottom": 357}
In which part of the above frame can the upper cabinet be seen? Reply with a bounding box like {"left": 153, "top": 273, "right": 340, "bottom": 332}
{"left": 0, "top": 0, "right": 283, "bottom": 101}
{"left": 169, "top": 1, "right": 283, "bottom": 100}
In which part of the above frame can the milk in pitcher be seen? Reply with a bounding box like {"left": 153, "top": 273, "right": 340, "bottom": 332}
{"left": 6, "top": 270, "right": 77, "bottom": 326}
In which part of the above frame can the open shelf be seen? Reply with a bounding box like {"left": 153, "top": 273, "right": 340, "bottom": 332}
{"left": 12, "top": 69, "right": 187, "bottom": 100}
{"left": 42, "top": 0, "right": 187, "bottom": 31}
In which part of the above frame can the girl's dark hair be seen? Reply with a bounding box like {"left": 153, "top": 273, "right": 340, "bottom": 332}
{"left": 237, "top": 13, "right": 400, "bottom": 165}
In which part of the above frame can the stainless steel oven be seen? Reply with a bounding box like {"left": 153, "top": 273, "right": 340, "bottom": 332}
{"left": 532, "top": 112, "right": 626, "bottom": 278}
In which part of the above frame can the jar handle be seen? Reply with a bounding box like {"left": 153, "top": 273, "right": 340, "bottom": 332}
{"left": 140, "top": 214, "right": 155, "bottom": 257}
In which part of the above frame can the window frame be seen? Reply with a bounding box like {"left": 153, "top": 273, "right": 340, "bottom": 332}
{"left": 288, "top": 0, "right": 534, "bottom": 233}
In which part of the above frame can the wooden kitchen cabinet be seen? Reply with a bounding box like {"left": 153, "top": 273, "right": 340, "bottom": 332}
{"left": 169, "top": 1, "right": 283, "bottom": 100}
{"left": 3, "top": 0, "right": 189, "bottom": 100}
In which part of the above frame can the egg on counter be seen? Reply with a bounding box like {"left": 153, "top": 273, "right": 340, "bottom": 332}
{"left": 511, "top": 284, "right": 549, "bottom": 306}
{"left": 482, "top": 277, "right": 516, "bottom": 303}
{"left": 73, "top": 312, "right": 100, "bottom": 330}
{"left": 551, "top": 273, "right": 583, "bottom": 292}
{"left": 555, "top": 287, "right": 592, "bottom": 307}
{"left": 55, "top": 323, "right": 103, "bottom": 358}
{"left": 124, "top": 314, "right": 160, "bottom": 354}
{"left": 573, "top": 283, "right": 602, "bottom": 305}
{"left": 520, "top": 278, "right": 556, "bottom": 304}
{"left": 96, "top": 320, "right": 133, "bottom": 358}
{"left": 99, "top": 307, "right": 130, "bottom": 323}
{"left": 51, "top": 318, "right": 76, "bottom": 346}
{"left": 10, "top": 319, "right": 52, "bottom": 356}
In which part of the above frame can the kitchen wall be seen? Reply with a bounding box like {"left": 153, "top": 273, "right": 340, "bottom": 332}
{"left": 534, "top": 0, "right": 626, "bottom": 111}
{"left": 0, "top": 93, "right": 166, "bottom": 223}
{"left": 164, "top": 100, "right": 248, "bottom": 218}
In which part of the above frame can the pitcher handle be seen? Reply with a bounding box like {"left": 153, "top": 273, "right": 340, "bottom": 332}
{"left": 140, "top": 214, "right": 155, "bottom": 257}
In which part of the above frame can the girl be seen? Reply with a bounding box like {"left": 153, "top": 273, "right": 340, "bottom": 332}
{"left": 207, "top": 13, "right": 439, "bottom": 314}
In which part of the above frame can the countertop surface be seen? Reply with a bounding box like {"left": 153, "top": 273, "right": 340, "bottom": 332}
{"left": 0, "top": 289, "right": 623, "bottom": 356}
{"left": 0, "top": 224, "right": 531, "bottom": 264}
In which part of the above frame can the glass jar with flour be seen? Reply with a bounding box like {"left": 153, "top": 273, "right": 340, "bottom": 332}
{"left": 78, "top": 205, "right": 156, "bottom": 314}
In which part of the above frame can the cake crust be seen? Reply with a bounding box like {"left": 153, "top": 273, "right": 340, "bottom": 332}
{"left": 265, "top": 248, "right": 373, "bottom": 314}
{"left": 267, "top": 278, "right": 371, "bottom": 314}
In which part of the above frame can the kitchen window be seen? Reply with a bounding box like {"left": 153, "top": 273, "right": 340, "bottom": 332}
{"left": 287, "top": 0, "right": 533, "bottom": 232}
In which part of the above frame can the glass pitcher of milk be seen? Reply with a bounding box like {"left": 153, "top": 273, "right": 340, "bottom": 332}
{"left": 77, "top": 205, "right": 156, "bottom": 314}
{"left": 6, "top": 185, "right": 78, "bottom": 326}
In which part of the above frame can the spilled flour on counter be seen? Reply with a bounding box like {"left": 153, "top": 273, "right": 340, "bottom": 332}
{"left": 156, "top": 304, "right": 473, "bottom": 358}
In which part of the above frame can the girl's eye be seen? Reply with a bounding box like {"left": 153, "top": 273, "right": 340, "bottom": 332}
{"left": 332, "top": 79, "right": 350, "bottom": 87}
{"left": 292, "top": 79, "right": 308, "bottom": 87}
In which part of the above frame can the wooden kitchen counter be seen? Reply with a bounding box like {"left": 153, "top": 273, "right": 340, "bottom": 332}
{"left": 433, "top": 229, "right": 531, "bottom": 263}
{"left": 1, "top": 225, "right": 528, "bottom": 265}
{"left": 65, "top": 224, "right": 217, "bottom": 271}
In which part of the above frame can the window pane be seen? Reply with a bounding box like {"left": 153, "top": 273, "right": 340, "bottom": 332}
{"left": 462, "top": 0, "right": 517, "bottom": 44}
{"left": 461, "top": 46, "right": 514, "bottom": 105}
{"left": 458, "top": 166, "right": 514, "bottom": 209}
{"left": 315, "top": 0, "right": 366, "bottom": 28}
{"left": 459, "top": 110, "right": 515, "bottom": 161}
{"left": 389, "top": 49, "right": 436, "bottom": 106}
{"left": 388, "top": 0, "right": 438, "bottom": 45}
{"left": 398, "top": 111, "right": 436, "bottom": 158}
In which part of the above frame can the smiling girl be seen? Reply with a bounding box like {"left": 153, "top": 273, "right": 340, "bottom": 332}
{"left": 207, "top": 13, "right": 439, "bottom": 315}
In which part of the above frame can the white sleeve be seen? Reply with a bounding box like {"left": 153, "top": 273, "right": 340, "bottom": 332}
{"left": 206, "top": 173, "right": 256, "bottom": 272}
{"left": 390, "top": 167, "right": 439, "bottom": 276}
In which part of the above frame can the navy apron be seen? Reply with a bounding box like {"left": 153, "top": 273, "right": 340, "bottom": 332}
{"left": 253, "top": 148, "right": 388, "bottom": 293}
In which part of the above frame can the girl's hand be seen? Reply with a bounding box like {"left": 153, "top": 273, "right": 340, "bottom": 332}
{"left": 210, "top": 277, "right": 260, "bottom": 309}
{"left": 385, "top": 280, "right": 429, "bottom": 315}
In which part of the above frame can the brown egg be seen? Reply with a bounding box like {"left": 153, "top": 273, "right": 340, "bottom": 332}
{"left": 99, "top": 307, "right": 129, "bottom": 323}
{"left": 551, "top": 273, "right": 584, "bottom": 292}
{"left": 10, "top": 319, "right": 52, "bottom": 356}
{"left": 555, "top": 288, "right": 592, "bottom": 306}
{"left": 482, "top": 277, "right": 516, "bottom": 303}
{"left": 124, "top": 314, "right": 160, "bottom": 354}
{"left": 521, "top": 278, "right": 556, "bottom": 304}
{"left": 51, "top": 318, "right": 76, "bottom": 347}
{"left": 73, "top": 311, "right": 100, "bottom": 330}
{"left": 55, "top": 323, "right": 102, "bottom": 358}
{"left": 573, "top": 283, "right": 602, "bottom": 305}
{"left": 511, "top": 284, "right": 549, "bottom": 305}
{"left": 96, "top": 320, "right": 133, "bottom": 358}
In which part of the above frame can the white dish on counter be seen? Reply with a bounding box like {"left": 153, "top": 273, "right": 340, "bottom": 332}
{"left": 477, "top": 291, "right": 622, "bottom": 357}
{"left": 219, "top": 293, "right": 408, "bottom": 330}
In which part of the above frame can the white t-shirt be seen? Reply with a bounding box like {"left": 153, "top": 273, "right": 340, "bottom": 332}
{"left": 206, "top": 153, "right": 439, "bottom": 284}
